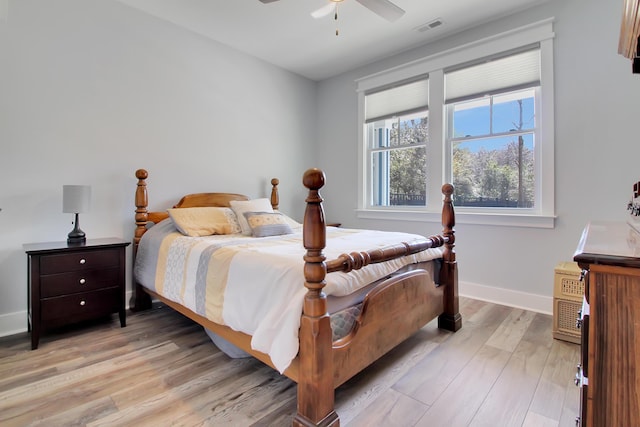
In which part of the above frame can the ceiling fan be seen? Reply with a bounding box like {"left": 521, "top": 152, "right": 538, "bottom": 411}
{"left": 259, "top": 0, "right": 405, "bottom": 23}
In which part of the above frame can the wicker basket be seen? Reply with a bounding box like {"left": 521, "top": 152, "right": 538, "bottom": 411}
{"left": 552, "top": 261, "right": 584, "bottom": 344}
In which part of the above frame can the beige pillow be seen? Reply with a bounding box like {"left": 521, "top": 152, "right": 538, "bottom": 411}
{"left": 229, "top": 198, "right": 274, "bottom": 235}
{"left": 168, "top": 207, "right": 239, "bottom": 237}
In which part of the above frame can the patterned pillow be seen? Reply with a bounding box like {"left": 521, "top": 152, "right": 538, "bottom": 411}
{"left": 168, "top": 207, "right": 241, "bottom": 237}
{"left": 243, "top": 211, "right": 293, "bottom": 237}
{"left": 229, "top": 198, "right": 274, "bottom": 235}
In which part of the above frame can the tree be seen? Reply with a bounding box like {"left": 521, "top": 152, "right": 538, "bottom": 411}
{"left": 389, "top": 116, "right": 428, "bottom": 199}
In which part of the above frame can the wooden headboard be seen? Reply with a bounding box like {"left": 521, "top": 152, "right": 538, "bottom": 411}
{"left": 133, "top": 169, "right": 280, "bottom": 250}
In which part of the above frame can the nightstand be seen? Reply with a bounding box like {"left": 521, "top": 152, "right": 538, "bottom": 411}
{"left": 23, "top": 238, "right": 130, "bottom": 350}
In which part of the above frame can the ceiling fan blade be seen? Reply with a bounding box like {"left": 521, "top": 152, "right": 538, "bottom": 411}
{"left": 355, "top": 0, "right": 405, "bottom": 22}
{"left": 311, "top": 2, "right": 336, "bottom": 19}
{"left": 258, "top": 0, "right": 280, "bottom": 3}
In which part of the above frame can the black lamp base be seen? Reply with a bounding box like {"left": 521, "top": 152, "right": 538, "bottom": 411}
{"left": 67, "top": 213, "right": 86, "bottom": 244}
{"left": 67, "top": 234, "right": 86, "bottom": 244}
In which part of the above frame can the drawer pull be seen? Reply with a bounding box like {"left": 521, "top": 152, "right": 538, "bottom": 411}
{"left": 79, "top": 278, "right": 86, "bottom": 285}
{"left": 80, "top": 300, "right": 86, "bottom": 306}
{"left": 79, "top": 258, "right": 86, "bottom": 264}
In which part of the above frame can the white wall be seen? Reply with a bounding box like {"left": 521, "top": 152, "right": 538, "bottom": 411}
{"left": 315, "top": 0, "right": 640, "bottom": 312}
{"left": 0, "top": 0, "right": 317, "bottom": 335}
{"left": 2, "top": 0, "right": 639, "bottom": 337}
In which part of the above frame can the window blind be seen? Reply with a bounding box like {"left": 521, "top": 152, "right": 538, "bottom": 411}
{"left": 445, "top": 48, "right": 540, "bottom": 104}
{"left": 365, "top": 77, "right": 428, "bottom": 123}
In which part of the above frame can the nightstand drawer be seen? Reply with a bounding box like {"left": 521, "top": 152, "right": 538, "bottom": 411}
{"left": 40, "top": 267, "right": 119, "bottom": 297}
{"left": 40, "top": 249, "right": 119, "bottom": 274}
{"left": 41, "top": 287, "right": 120, "bottom": 322}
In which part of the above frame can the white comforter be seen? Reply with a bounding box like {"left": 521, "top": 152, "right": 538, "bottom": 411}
{"left": 134, "top": 220, "right": 443, "bottom": 373}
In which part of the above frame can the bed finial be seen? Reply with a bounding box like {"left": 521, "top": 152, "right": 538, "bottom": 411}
{"left": 303, "top": 168, "right": 325, "bottom": 190}
{"left": 270, "top": 178, "right": 279, "bottom": 210}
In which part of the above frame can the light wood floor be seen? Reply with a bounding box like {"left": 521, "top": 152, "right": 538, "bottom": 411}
{"left": 0, "top": 297, "right": 580, "bottom": 426}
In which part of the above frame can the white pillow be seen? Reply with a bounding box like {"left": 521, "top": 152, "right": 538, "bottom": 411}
{"left": 229, "top": 198, "right": 274, "bottom": 235}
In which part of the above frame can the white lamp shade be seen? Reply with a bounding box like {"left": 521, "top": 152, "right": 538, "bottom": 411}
{"left": 63, "top": 185, "right": 91, "bottom": 214}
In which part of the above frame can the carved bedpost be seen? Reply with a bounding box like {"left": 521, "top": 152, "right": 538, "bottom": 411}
{"left": 293, "top": 169, "right": 340, "bottom": 427}
{"left": 437, "top": 183, "right": 462, "bottom": 332}
{"left": 270, "top": 178, "right": 279, "bottom": 210}
{"left": 131, "top": 169, "right": 152, "bottom": 312}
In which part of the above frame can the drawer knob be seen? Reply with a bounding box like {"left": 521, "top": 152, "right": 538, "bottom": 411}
{"left": 79, "top": 258, "right": 86, "bottom": 264}
{"left": 79, "top": 278, "right": 86, "bottom": 285}
{"left": 80, "top": 300, "right": 86, "bottom": 306}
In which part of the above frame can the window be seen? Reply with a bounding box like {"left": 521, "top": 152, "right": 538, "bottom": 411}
{"left": 357, "top": 20, "right": 555, "bottom": 228}
{"left": 365, "top": 77, "right": 429, "bottom": 207}
{"left": 445, "top": 48, "right": 540, "bottom": 209}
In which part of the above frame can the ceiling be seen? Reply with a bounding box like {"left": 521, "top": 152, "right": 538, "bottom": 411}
{"left": 115, "top": 0, "right": 549, "bottom": 81}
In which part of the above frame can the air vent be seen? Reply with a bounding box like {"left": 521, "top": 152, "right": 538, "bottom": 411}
{"left": 414, "top": 18, "right": 444, "bottom": 33}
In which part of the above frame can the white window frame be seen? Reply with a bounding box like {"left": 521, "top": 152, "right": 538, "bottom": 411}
{"left": 355, "top": 19, "right": 555, "bottom": 228}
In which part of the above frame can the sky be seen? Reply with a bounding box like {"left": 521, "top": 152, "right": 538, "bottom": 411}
{"left": 452, "top": 91, "right": 535, "bottom": 153}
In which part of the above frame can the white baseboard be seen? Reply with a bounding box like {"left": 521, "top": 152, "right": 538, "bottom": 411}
{"left": 0, "top": 310, "right": 27, "bottom": 338}
{"left": 1, "top": 286, "right": 551, "bottom": 338}
{"left": 460, "top": 280, "right": 553, "bottom": 315}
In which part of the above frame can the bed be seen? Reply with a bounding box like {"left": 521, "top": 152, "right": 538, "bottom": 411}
{"left": 131, "top": 167, "right": 461, "bottom": 427}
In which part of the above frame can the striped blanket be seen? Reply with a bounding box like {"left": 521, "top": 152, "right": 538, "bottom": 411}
{"left": 134, "top": 219, "right": 443, "bottom": 372}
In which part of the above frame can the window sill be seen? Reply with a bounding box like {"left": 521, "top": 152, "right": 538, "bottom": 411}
{"left": 356, "top": 209, "right": 555, "bottom": 229}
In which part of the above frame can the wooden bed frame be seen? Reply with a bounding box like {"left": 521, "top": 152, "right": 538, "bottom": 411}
{"left": 131, "top": 167, "right": 461, "bottom": 427}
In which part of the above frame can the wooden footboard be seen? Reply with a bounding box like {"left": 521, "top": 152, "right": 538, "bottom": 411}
{"left": 332, "top": 268, "right": 444, "bottom": 387}
{"left": 294, "top": 169, "right": 460, "bottom": 427}
{"left": 131, "top": 168, "right": 460, "bottom": 427}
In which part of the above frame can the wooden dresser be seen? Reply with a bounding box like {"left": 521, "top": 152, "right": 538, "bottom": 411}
{"left": 573, "top": 221, "right": 640, "bottom": 427}
{"left": 24, "top": 238, "right": 130, "bottom": 350}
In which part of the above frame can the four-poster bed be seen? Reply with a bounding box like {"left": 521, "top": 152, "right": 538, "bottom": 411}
{"left": 131, "top": 167, "right": 461, "bottom": 426}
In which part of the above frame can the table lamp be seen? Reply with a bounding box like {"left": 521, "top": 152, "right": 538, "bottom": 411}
{"left": 63, "top": 185, "right": 91, "bottom": 244}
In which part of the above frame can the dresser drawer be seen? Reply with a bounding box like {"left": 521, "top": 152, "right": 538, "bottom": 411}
{"left": 40, "top": 249, "right": 120, "bottom": 274}
{"left": 41, "top": 287, "right": 120, "bottom": 323}
{"left": 40, "top": 267, "right": 119, "bottom": 297}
